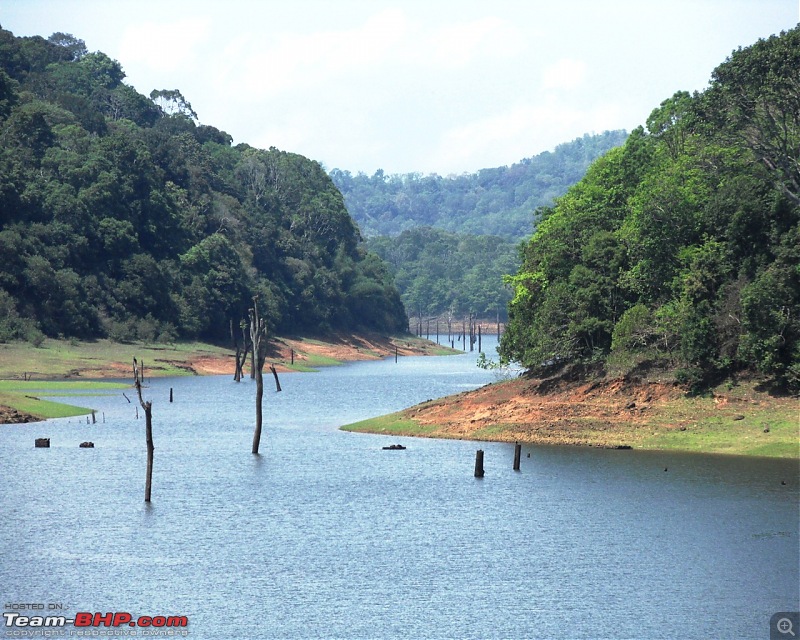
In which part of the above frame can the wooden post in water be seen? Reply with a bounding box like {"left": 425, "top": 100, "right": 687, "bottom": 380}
{"left": 513, "top": 442, "right": 522, "bottom": 471}
{"left": 474, "top": 449, "right": 485, "bottom": 477}
{"left": 478, "top": 325, "right": 482, "bottom": 353}
{"left": 169, "top": 388, "right": 173, "bottom": 403}
{"left": 395, "top": 346, "right": 398, "bottom": 363}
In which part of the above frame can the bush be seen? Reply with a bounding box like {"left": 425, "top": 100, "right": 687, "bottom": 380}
{"left": 22, "top": 322, "right": 46, "bottom": 347}
{"left": 674, "top": 367, "right": 705, "bottom": 394}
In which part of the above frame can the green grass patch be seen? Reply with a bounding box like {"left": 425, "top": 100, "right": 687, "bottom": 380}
{"left": 394, "top": 335, "right": 461, "bottom": 356}
{"left": 472, "top": 424, "right": 514, "bottom": 439}
{"left": 427, "top": 346, "right": 462, "bottom": 356}
{"left": 0, "top": 380, "right": 127, "bottom": 391}
{"left": 639, "top": 411, "right": 799, "bottom": 458}
{"left": 341, "top": 412, "right": 439, "bottom": 436}
{"left": 0, "top": 380, "right": 126, "bottom": 420}
{"left": 299, "top": 353, "right": 342, "bottom": 368}
{"left": 280, "top": 352, "right": 343, "bottom": 372}
{"left": 0, "top": 390, "right": 93, "bottom": 419}
{"left": 0, "top": 338, "right": 232, "bottom": 379}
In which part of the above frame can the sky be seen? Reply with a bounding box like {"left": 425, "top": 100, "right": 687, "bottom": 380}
{"left": 1, "top": 0, "right": 798, "bottom": 176}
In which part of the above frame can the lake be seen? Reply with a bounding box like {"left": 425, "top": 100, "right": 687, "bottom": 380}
{"left": 1, "top": 337, "right": 798, "bottom": 639}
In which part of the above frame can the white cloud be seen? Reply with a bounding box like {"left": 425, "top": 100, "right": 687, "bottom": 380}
{"left": 118, "top": 17, "right": 212, "bottom": 73}
{"left": 222, "top": 8, "right": 409, "bottom": 97}
{"left": 542, "top": 58, "right": 588, "bottom": 90}
{"left": 426, "top": 99, "right": 623, "bottom": 174}
{"left": 427, "top": 16, "right": 525, "bottom": 68}
{"left": 22, "top": 0, "right": 786, "bottom": 174}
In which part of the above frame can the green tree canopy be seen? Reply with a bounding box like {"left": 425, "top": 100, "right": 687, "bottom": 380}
{"left": 330, "top": 131, "right": 628, "bottom": 240}
{"left": 501, "top": 28, "right": 800, "bottom": 391}
{"left": 0, "top": 25, "right": 407, "bottom": 344}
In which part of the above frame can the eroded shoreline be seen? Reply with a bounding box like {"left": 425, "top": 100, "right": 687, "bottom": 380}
{"left": 342, "top": 373, "right": 800, "bottom": 459}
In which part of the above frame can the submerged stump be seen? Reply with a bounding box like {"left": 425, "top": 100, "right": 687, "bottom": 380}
{"left": 474, "top": 449, "right": 485, "bottom": 477}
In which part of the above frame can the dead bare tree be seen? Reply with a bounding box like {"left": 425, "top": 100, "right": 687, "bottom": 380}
{"left": 133, "top": 357, "right": 154, "bottom": 502}
{"left": 269, "top": 364, "right": 282, "bottom": 392}
{"left": 231, "top": 318, "right": 250, "bottom": 382}
{"left": 249, "top": 297, "right": 268, "bottom": 454}
{"left": 250, "top": 319, "right": 257, "bottom": 380}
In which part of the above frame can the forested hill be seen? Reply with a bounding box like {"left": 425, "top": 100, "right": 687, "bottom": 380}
{"left": 501, "top": 28, "right": 800, "bottom": 391}
{"left": 367, "top": 228, "right": 519, "bottom": 320}
{"left": 330, "top": 130, "right": 628, "bottom": 240}
{"left": 0, "top": 27, "right": 407, "bottom": 344}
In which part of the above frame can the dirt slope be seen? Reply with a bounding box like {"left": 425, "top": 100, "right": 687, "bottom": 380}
{"left": 352, "top": 367, "right": 798, "bottom": 457}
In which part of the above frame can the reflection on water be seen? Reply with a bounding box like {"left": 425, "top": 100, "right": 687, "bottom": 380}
{"left": 1, "top": 338, "right": 797, "bottom": 639}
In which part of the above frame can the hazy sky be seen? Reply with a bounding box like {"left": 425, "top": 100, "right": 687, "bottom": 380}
{"left": 2, "top": 1, "right": 797, "bottom": 175}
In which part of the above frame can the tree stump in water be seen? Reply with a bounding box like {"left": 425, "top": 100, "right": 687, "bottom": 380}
{"left": 474, "top": 449, "right": 484, "bottom": 477}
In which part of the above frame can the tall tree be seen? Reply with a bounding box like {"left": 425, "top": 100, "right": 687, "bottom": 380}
{"left": 149, "top": 89, "right": 198, "bottom": 120}
{"left": 704, "top": 28, "right": 800, "bottom": 204}
{"left": 47, "top": 32, "right": 87, "bottom": 61}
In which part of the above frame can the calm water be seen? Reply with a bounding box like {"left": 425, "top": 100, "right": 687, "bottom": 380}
{"left": 1, "top": 338, "right": 798, "bottom": 639}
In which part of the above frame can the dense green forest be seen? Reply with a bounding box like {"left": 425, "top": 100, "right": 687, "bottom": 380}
{"left": 0, "top": 27, "right": 407, "bottom": 344}
{"left": 500, "top": 28, "right": 800, "bottom": 391}
{"left": 331, "top": 132, "right": 627, "bottom": 319}
{"left": 330, "top": 131, "right": 628, "bottom": 240}
{"left": 366, "top": 228, "right": 518, "bottom": 320}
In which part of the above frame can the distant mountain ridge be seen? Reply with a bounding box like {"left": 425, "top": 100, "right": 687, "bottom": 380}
{"left": 330, "top": 130, "right": 628, "bottom": 240}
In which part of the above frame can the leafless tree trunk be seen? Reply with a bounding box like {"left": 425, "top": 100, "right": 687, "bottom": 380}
{"left": 133, "top": 358, "right": 154, "bottom": 502}
{"left": 231, "top": 319, "right": 239, "bottom": 382}
{"left": 249, "top": 297, "right": 268, "bottom": 454}
{"left": 231, "top": 318, "right": 250, "bottom": 382}
{"left": 250, "top": 323, "right": 257, "bottom": 380}
{"left": 269, "top": 364, "right": 282, "bottom": 392}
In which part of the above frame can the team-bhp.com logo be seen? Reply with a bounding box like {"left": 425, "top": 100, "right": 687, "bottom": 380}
{"left": 3, "top": 612, "right": 188, "bottom": 636}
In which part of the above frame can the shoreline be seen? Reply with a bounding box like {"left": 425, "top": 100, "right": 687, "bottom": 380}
{"left": 0, "top": 332, "right": 456, "bottom": 422}
{"left": 342, "top": 374, "right": 800, "bottom": 459}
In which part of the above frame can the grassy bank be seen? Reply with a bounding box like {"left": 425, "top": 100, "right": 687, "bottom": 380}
{"left": 0, "top": 333, "right": 455, "bottom": 422}
{"left": 0, "top": 333, "right": 454, "bottom": 381}
{"left": 0, "top": 339, "right": 233, "bottom": 380}
{"left": 342, "top": 377, "right": 799, "bottom": 459}
{"left": 0, "top": 380, "right": 128, "bottom": 420}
